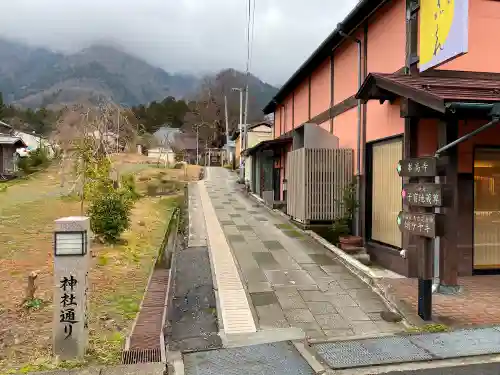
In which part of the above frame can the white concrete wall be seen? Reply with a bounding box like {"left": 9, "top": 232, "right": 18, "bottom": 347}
{"left": 244, "top": 155, "right": 252, "bottom": 186}
{"left": 148, "top": 148, "right": 176, "bottom": 165}
{"left": 14, "top": 131, "right": 55, "bottom": 157}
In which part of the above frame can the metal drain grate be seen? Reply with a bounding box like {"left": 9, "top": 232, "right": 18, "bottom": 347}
{"left": 121, "top": 348, "right": 162, "bottom": 364}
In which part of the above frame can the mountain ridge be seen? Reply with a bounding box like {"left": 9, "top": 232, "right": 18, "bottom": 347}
{"left": 0, "top": 38, "right": 278, "bottom": 111}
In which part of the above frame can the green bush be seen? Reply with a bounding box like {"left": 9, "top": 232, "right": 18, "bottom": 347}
{"left": 17, "top": 156, "right": 34, "bottom": 174}
{"left": 0, "top": 184, "right": 7, "bottom": 193}
{"left": 330, "top": 181, "right": 359, "bottom": 245}
{"left": 16, "top": 146, "right": 51, "bottom": 175}
{"left": 120, "top": 173, "right": 141, "bottom": 201}
{"left": 88, "top": 192, "right": 132, "bottom": 243}
{"left": 29, "top": 147, "right": 49, "bottom": 167}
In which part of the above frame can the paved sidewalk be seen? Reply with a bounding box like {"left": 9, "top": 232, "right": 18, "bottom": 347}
{"left": 202, "top": 167, "right": 403, "bottom": 340}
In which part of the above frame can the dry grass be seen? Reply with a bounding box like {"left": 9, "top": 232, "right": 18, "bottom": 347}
{"left": 0, "top": 161, "right": 192, "bottom": 374}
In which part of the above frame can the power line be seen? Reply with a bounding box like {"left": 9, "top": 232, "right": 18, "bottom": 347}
{"left": 248, "top": 0, "right": 256, "bottom": 73}
{"left": 245, "top": 0, "right": 252, "bottom": 75}
{"left": 242, "top": 0, "right": 256, "bottom": 154}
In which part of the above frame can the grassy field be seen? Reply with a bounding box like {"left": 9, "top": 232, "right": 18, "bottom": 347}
{"left": 0, "top": 155, "right": 200, "bottom": 374}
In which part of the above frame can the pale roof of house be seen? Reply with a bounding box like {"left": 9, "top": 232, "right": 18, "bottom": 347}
{"left": 0, "top": 135, "right": 27, "bottom": 146}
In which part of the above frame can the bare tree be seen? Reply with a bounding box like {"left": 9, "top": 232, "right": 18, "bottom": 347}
{"left": 182, "top": 89, "right": 223, "bottom": 148}
{"left": 53, "top": 102, "right": 127, "bottom": 212}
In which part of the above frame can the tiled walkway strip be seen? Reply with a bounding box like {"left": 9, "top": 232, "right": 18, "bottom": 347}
{"left": 198, "top": 180, "right": 257, "bottom": 335}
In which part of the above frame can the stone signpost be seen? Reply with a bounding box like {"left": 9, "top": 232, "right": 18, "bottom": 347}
{"left": 53, "top": 216, "right": 90, "bottom": 360}
{"left": 397, "top": 157, "right": 447, "bottom": 321}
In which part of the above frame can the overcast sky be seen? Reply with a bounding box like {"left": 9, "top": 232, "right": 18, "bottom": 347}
{"left": 0, "top": 0, "right": 359, "bottom": 86}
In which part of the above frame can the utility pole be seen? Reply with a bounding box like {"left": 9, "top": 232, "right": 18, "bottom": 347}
{"left": 224, "top": 95, "right": 229, "bottom": 164}
{"left": 116, "top": 110, "right": 120, "bottom": 153}
{"left": 196, "top": 124, "right": 199, "bottom": 165}
{"left": 232, "top": 87, "right": 244, "bottom": 181}
{"left": 243, "top": 82, "right": 249, "bottom": 155}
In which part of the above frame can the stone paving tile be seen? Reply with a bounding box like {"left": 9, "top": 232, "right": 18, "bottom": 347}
{"left": 337, "top": 277, "right": 368, "bottom": 290}
{"left": 301, "top": 263, "right": 327, "bottom": 274}
{"left": 253, "top": 252, "right": 280, "bottom": 269}
{"left": 247, "top": 281, "right": 273, "bottom": 293}
{"left": 256, "top": 304, "right": 290, "bottom": 328}
{"left": 336, "top": 306, "right": 371, "bottom": 321}
{"left": 264, "top": 270, "right": 293, "bottom": 286}
{"left": 227, "top": 234, "right": 245, "bottom": 242}
{"left": 241, "top": 267, "right": 268, "bottom": 284}
{"left": 327, "top": 293, "right": 359, "bottom": 308}
{"left": 243, "top": 241, "right": 269, "bottom": 252}
{"left": 250, "top": 291, "right": 279, "bottom": 307}
{"left": 374, "top": 320, "right": 403, "bottom": 332}
{"left": 350, "top": 321, "right": 382, "bottom": 335}
{"left": 262, "top": 240, "right": 285, "bottom": 250}
{"left": 315, "top": 314, "right": 350, "bottom": 330}
{"left": 309, "top": 254, "right": 337, "bottom": 266}
{"left": 275, "top": 289, "right": 307, "bottom": 310}
{"left": 306, "top": 301, "right": 338, "bottom": 315}
{"left": 299, "top": 290, "right": 331, "bottom": 302}
{"left": 317, "top": 280, "right": 348, "bottom": 294}
{"left": 320, "top": 265, "right": 347, "bottom": 274}
{"left": 367, "top": 312, "right": 385, "bottom": 321}
{"left": 279, "top": 284, "right": 320, "bottom": 291}
{"left": 347, "top": 288, "right": 381, "bottom": 300}
{"left": 284, "top": 309, "right": 317, "bottom": 324}
{"left": 357, "top": 298, "right": 386, "bottom": 313}
{"left": 236, "top": 225, "right": 253, "bottom": 231}
{"left": 232, "top": 218, "right": 248, "bottom": 226}
{"left": 287, "top": 248, "right": 316, "bottom": 264}
{"left": 287, "top": 270, "right": 316, "bottom": 286}
{"left": 271, "top": 249, "right": 302, "bottom": 270}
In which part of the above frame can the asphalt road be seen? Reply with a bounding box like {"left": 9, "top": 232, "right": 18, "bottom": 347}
{"left": 382, "top": 362, "right": 500, "bottom": 375}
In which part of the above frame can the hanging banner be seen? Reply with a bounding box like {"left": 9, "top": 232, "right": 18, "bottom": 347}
{"left": 419, "top": 0, "right": 469, "bottom": 72}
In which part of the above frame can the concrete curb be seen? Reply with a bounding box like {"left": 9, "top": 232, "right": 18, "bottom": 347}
{"left": 167, "top": 351, "right": 185, "bottom": 375}
{"left": 292, "top": 341, "right": 327, "bottom": 374}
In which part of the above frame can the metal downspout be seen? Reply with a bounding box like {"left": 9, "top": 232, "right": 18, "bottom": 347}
{"left": 339, "top": 28, "right": 363, "bottom": 237}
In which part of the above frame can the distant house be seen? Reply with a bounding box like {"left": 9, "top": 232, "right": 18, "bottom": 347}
{"left": 147, "top": 127, "right": 182, "bottom": 165}
{"left": 92, "top": 130, "right": 121, "bottom": 152}
{"left": 0, "top": 120, "right": 55, "bottom": 157}
{"left": 0, "top": 134, "right": 27, "bottom": 178}
{"left": 171, "top": 132, "right": 200, "bottom": 164}
{"left": 231, "top": 121, "right": 273, "bottom": 181}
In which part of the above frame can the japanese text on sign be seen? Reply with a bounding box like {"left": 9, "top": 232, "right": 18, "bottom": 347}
{"left": 60, "top": 275, "right": 78, "bottom": 339}
{"left": 402, "top": 183, "right": 443, "bottom": 207}
{"left": 397, "top": 157, "right": 437, "bottom": 177}
{"left": 397, "top": 211, "right": 441, "bottom": 238}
